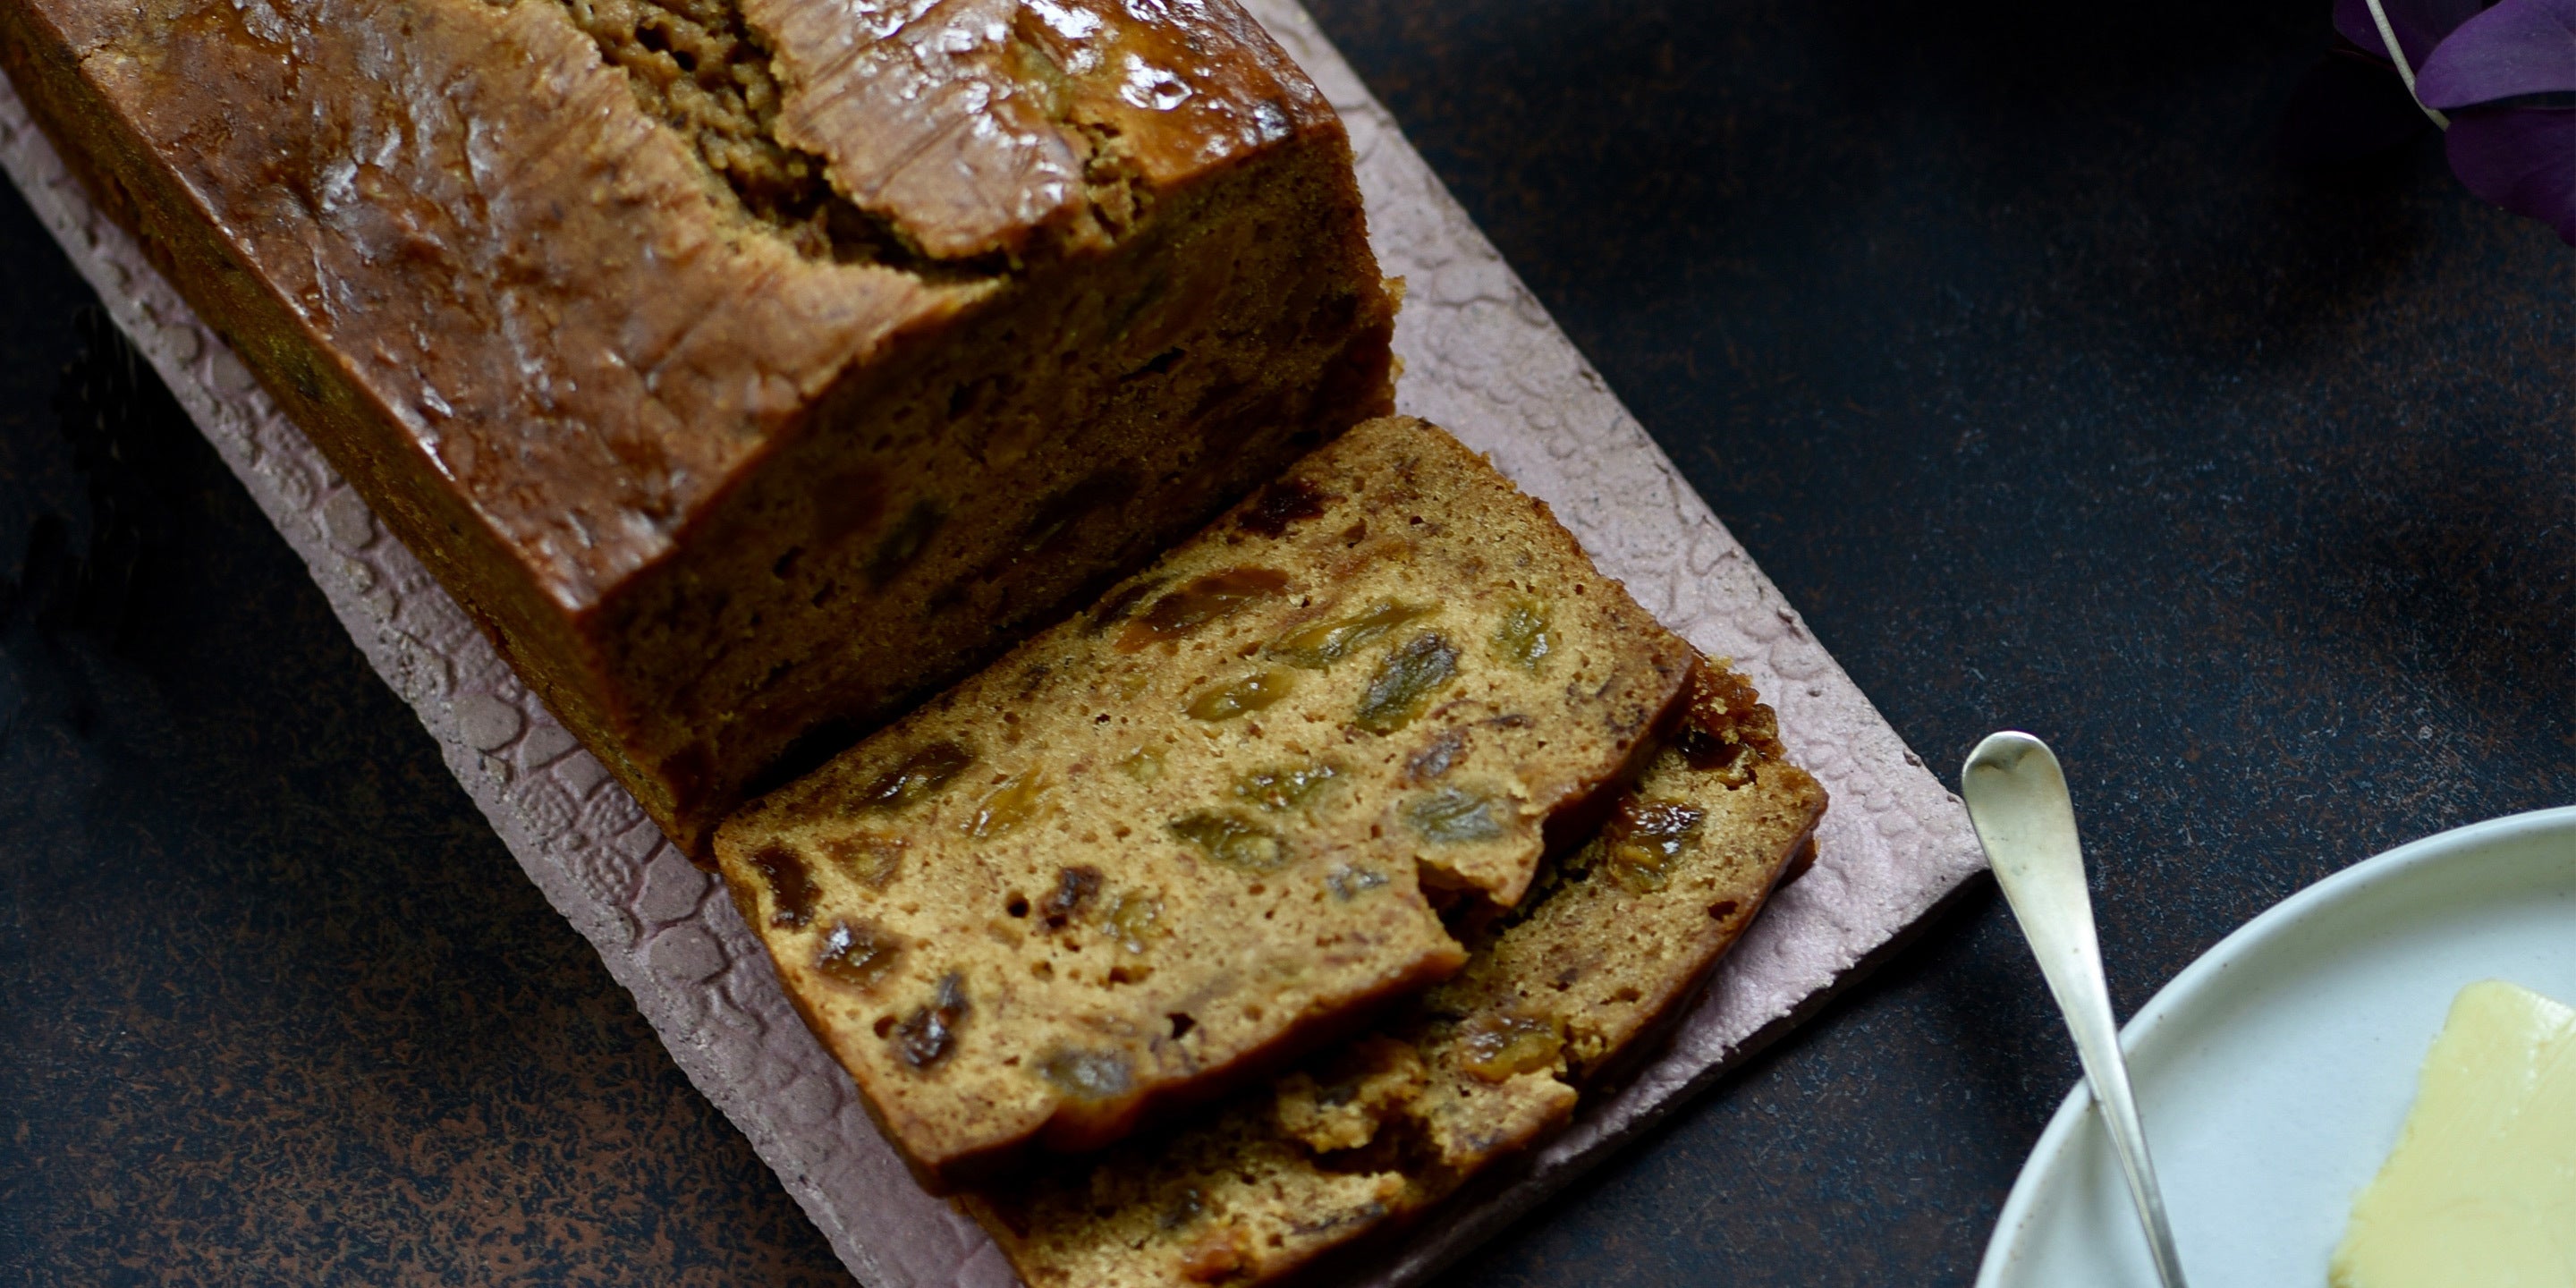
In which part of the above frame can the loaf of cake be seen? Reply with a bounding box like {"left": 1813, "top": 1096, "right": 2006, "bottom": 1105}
{"left": 0, "top": 0, "right": 1395, "bottom": 856}
{"left": 958, "top": 657, "right": 1829, "bottom": 1286}
{"left": 715, "top": 416, "right": 1697, "bottom": 1191}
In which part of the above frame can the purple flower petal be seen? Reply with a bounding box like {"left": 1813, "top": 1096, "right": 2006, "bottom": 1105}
{"left": 2334, "top": 0, "right": 2487, "bottom": 67}
{"left": 2444, "top": 105, "right": 2576, "bottom": 242}
{"left": 2418, "top": 0, "right": 2576, "bottom": 108}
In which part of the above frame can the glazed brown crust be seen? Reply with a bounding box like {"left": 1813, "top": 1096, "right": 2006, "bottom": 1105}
{"left": 21, "top": 0, "right": 942, "bottom": 602}
{"left": 10, "top": 0, "right": 1338, "bottom": 597}
{"left": 4, "top": 0, "right": 1394, "bottom": 855}
{"left": 751, "top": 0, "right": 1339, "bottom": 258}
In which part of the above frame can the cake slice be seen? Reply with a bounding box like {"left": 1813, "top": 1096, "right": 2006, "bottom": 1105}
{"left": 714, "top": 416, "right": 1696, "bottom": 1191}
{"left": 958, "top": 657, "right": 1829, "bottom": 1287}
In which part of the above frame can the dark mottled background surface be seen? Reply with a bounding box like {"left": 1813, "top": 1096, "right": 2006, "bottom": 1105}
{"left": 2, "top": 0, "right": 2568, "bottom": 1283}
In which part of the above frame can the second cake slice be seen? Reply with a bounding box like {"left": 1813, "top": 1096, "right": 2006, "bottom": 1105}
{"left": 715, "top": 417, "right": 1694, "bottom": 1191}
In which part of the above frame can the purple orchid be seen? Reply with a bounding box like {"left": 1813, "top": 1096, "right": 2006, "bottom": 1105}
{"left": 2297, "top": 0, "right": 2576, "bottom": 243}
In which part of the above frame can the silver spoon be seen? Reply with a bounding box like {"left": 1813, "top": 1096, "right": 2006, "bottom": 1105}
{"left": 1962, "top": 731, "right": 2190, "bottom": 1288}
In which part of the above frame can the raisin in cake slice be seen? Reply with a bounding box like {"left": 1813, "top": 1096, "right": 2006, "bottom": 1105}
{"left": 958, "top": 657, "right": 1830, "bottom": 1287}
{"left": 715, "top": 417, "right": 1695, "bottom": 1191}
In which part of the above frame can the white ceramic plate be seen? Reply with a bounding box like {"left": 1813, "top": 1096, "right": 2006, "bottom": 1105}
{"left": 1978, "top": 806, "right": 2576, "bottom": 1288}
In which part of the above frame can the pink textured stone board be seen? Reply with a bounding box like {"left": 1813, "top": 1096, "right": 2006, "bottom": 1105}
{"left": 0, "top": 4, "right": 1985, "bottom": 1282}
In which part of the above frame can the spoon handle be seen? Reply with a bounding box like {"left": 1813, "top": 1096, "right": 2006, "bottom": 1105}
{"left": 1962, "top": 732, "right": 2190, "bottom": 1288}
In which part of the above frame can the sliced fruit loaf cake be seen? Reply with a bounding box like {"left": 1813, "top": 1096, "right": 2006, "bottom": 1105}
{"left": 715, "top": 416, "right": 1697, "bottom": 1191}
{"left": 958, "top": 657, "right": 1830, "bottom": 1286}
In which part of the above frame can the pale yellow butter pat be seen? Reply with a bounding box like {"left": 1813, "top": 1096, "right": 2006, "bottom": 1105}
{"left": 2331, "top": 979, "right": 2576, "bottom": 1288}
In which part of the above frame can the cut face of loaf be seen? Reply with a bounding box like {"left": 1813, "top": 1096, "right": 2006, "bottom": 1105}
{"left": 715, "top": 417, "right": 1697, "bottom": 1191}
{"left": 958, "top": 658, "right": 1831, "bottom": 1287}
{"left": 1, "top": 0, "right": 1394, "bottom": 857}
